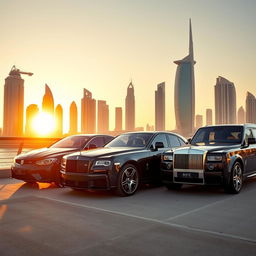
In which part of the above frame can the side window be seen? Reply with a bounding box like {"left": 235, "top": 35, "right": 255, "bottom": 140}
{"left": 252, "top": 129, "right": 256, "bottom": 139}
{"left": 88, "top": 137, "right": 105, "bottom": 148}
{"left": 178, "top": 138, "right": 186, "bottom": 146}
{"left": 150, "top": 134, "right": 168, "bottom": 148}
{"left": 244, "top": 128, "right": 254, "bottom": 144}
{"left": 104, "top": 136, "right": 113, "bottom": 145}
{"left": 167, "top": 134, "right": 181, "bottom": 148}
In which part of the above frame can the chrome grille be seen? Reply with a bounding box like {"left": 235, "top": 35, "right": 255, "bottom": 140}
{"left": 174, "top": 154, "right": 203, "bottom": 169}
{"left": 66, "top": 160, "right": 90, "bottom": 173}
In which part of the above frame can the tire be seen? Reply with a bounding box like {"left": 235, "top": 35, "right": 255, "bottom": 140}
{"left": 53, "top": 170, "right": 64, "bottom": 188}
{"left": 115, "top": 164, "right": 139, "bottom": 196}
{"left": 165, "top": 183, "right": 183, "bottom": 190}
{"left": 224, "top": 162, "right": 243, "bottom": 194}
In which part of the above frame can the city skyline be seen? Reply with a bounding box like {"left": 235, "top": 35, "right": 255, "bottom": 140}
{"left": 0, "top": 0, "right": 256, "bottom": 133}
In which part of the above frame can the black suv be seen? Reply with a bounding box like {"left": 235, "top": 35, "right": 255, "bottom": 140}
{"left": 61, "top": 132, "right": 187, "bottom": 196}
{"left": 161, "top": 124, "right": 256, "bottom": 193}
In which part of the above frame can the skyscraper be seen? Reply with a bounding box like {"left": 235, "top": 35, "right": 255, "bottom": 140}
{"left": 174, "top": 19, "right": 195, "bottom": 136}
{"left": 69, "top": 101, "right": 78, "bottom": 134}
{"left": 42, "top": 84, "right": 54, "bottom": 116}
{"left": 115, "top": 107, "right": 122, "bottom": 131}
{"left": 3, "top": 67, "right": 28, "bottom": 136}
{"left": 195, "top": 114, "right": 203, "bottom": 129}
{"left": 155, "top": 82, "right": 165, "bottom": 131}
{"left": 246, "top": 92, "right": 256, "bottom": 123}
{"left": 25, "top": 104, "right": 39, "bottom": 136}
{"left": 206, "top": 108, "right": 213, "bottom": 126}
{"left": 237, "top": 106, "right": 245, "bottom": 124}
{"left": 97, "top": 100, "right": 109, "bottom": 133}
{"left": 81, "top": 89, "right": 96, "bottom": 134}
{"left": 215, "top": 76, "right": 236, "bottom": 124}
{"left": 55, "top": 104, "right": 63, "bottom": 137}
{"left": 125, "top": 81, "right": 135, "bottom": 131}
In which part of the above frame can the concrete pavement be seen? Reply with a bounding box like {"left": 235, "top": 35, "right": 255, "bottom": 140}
{"left": 0, "top": 178, "right": 256, "bottom": 255}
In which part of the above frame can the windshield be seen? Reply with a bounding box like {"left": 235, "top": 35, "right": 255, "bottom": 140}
{"left": 191, "top": 126, "right": 243, "bottom": 146}
{"left": 50, "top": 136, "right": 91, "bottom": 149}
{"left": 106, "top": 133, "right": 153, "bottom": 148}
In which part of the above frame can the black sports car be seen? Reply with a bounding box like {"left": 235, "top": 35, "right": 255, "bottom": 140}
{"left": 161, "top": 124, "right": 256, "bottom": 193}
{"left": 61, "top": 132, "right": 187, "bottom": 196}
{"left": 11, "top": 134, "right": 114, "bottom": 186}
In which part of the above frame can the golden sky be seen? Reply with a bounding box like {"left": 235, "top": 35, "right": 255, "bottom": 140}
{"left": 0, "top": 0, "right": 256, "bottom": 132}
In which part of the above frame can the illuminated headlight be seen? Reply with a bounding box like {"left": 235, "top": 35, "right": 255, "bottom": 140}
{"left": 36, "top": 158, "right": 57, "bottom": 166}
{"left": 207, "top": 155, "right": 223, "bottom": 162}
{"left": 95, "top": 160, "right": 111, "bottom": 167}
{"left": 163, "top": 155, "right": 173, "bottom": 161}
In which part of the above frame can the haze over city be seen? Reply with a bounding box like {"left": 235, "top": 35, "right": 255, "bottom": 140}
{"left": 0, "top": 0, "right": 256, "bottom": 133}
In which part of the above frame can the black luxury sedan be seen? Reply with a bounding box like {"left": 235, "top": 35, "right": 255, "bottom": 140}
{"left": 12, "top": 134, "right": 114, "bottom": 186}
{"left": 161, "top": 124, "right": 256, "bottom": 194}
{"left": 61, "top": 132, "right": 187, "bottom": 196}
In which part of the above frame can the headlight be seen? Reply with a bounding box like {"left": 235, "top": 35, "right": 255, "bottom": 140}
{"left": 36, "top": 158, "right": 57, "bottom": 166}
{"left": 207, "top": 155, "right": 222, "bottom": 162}
{"left": 94, "top": 160, "right": 111, "bottom": 167}
{"left": 163, "top": 155, "right": 173, "bottom": 161}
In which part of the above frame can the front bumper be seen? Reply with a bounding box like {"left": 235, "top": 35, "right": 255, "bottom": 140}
{"left": 61, "top": 171, "right": 112, "bottom": 190}
{"left": 11, "top": 164, "right": 55, "bottom": 182}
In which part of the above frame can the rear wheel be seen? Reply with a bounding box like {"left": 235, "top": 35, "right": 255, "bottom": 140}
{"left": 116, "top": 164, "right": 139, "bottom": 196}
{"left": 224, "top": 162, "right": 243, "bottom": 194}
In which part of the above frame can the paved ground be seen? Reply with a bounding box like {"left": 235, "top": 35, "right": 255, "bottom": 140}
{"left": 0, "top": 178, "right": 256, "bottom": 255}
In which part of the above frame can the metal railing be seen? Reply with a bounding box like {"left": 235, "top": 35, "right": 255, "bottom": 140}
{"left": 0, "top": 136, "right": 61, "bottom": 169}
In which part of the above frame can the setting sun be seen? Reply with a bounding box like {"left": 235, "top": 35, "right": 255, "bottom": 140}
{"left": 32, "top": 112, "right": 55, "bottom": 136}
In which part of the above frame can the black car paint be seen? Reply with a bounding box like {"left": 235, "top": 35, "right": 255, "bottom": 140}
{"left": 61, "top": 132, "right": 187, "bottom": 192}
{"left": 11, "top": 135, "right": 114, "bottom": 184}
{"left": 161, "top": 124, "right": 256, "bottom": 192}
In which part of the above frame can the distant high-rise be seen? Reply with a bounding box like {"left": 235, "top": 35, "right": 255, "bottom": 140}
{"left": 55, "top": 104, "right": 63, "bottom": 137}
{"left": 215, "top": 76, "right": 236, "bottom": 124}
{"left": 81, "top": 89, "right": 96, "bottom": 133}
{"left": 206, "top": 109, "right": 213, "bottom": 126}
{"left": 125, "top": 81, "right": 135, "bottom": 131}
{"left": 174, "top": 19, "right": 195, "bottom": 136}
{"left": 3, "top": 67, "right": 27, "bottom": 136}
{"left": 237, "top": 106, "right": 245, "bottom": 124}
{"left": 115, "top": 107, "right": 122, "bottom": 131}
{"left": 25, "top": 104, "right": 39, "bottom": 136}
{"left": 69, "top": 101, "right": 78, "bottom": 134}
{"left": 42, "top": 84, "right": 54, "bottom": 116}
{"left": 155, "top": 82, "right": 165, "bottom": 131}
{"left": 246, "top": 92, "right": 256, "bottom": 123}
{"left": 97, "top": 100, "right": 109, "bottom": 133}
{"left": 195, "top": 115, "right": 203, "bottom": 129}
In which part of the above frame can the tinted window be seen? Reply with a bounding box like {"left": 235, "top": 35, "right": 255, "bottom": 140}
{"left": 167, "top": 134, "right": 181, "bottom": 148}
{"left": 106, "top": 133, "right": 153, "bottom": 148}
{"left": 50, "top": 136, "right": 90, "bottom": 149}
{"left": 88, "top": 137, "right": 105, "bottom": 148}
{"left": 104, "top": 136, "right": 114, "bottom": 145}
{"left": 151, "top": 134, "right": 168, "bottom": 148}
{"left": 178, "top": 138, "right": 186, "bottom": 146}
{"left": 191, "top": 126, "right": 243, "bottom": 146}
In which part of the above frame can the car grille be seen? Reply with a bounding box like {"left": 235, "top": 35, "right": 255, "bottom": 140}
{"left": 174, "top": 154, "right": 203, "bottom": 169}
{"left": 66, "top": 160, "right": 89, "bottom": 173}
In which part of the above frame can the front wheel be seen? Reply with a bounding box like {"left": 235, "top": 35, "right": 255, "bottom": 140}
{"left": 224, "top": 162, "right": 243, "bottom": 194}
{"left": 115, "top": 164, "right": 139, "bottom": 196}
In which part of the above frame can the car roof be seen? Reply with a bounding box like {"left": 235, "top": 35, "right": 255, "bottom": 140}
{"left": 202, "top": 124, "right": 256, "bottom": 129}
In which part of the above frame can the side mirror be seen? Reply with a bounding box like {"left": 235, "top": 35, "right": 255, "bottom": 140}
{"left": 88, "top": 143, "right": 97, "bottom": 149}
{"left": 248, "top": 138, "right": 256, "bottom": 145}
{"left": 155, "top": 141, "right": 164, "bottom": 150}
{"left": 187, "top": 138, "right": 192, "bottom": 144}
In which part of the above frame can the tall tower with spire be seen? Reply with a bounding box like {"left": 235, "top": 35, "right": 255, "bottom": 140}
{"left": 125, "top": 81, "right": 135, "bottom": 131}
{"left": 174, "top": 19, "right": 196, "bottom": 136}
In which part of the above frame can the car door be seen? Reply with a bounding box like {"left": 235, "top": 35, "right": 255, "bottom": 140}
{"left": 147, "top": 133, "right": 170, "bottom": 182}
{"left": 243, "top": 128, "right": 256, "bottom": 174}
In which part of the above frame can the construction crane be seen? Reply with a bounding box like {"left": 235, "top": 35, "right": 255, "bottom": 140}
{"left": 9, "top": 65, "right": 33, "bottom": 76}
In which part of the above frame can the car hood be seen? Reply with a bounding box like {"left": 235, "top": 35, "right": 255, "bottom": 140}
{"left": 69, "top": 147, "right": 144, "bottom": 159}
{"left": 172, "top": 144, "right": 241, "bottom": 154}
{"left": 16, "top": 148, "right": 79, "bottom": 160}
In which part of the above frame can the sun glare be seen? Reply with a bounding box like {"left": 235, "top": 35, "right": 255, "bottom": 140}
{"left": 32, "top": 112, "right": 55, "bottom": 136}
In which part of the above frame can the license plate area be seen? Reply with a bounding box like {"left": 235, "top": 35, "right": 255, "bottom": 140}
{"left": 173, "top": 169, "right": 204, "bottom": 184}
{"left": 177, "top": 172, "right": 199, "bottom": 179}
